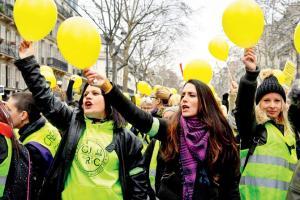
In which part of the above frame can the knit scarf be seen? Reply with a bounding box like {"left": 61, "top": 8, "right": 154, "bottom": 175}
{"left": 179, "top": 116, "right": 210, "bottom": 200}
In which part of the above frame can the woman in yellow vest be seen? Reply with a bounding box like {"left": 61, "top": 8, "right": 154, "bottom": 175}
{"left": 0, "top": 101, "right": 31, "bottom": 199}
{"left": 235, "top": 48, "right": 299, "bottom": 199}
{"left": 15, "top": 41, "right": 148, "bottom": 200}
{"left": 5, "top": 92, "right": 61, "bottom": 200}
{"left": 84, "top": 67, "right": 241, "bottom": 198}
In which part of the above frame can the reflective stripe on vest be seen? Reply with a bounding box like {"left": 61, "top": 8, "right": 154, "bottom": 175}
{"left": 149, "top": 140, "right": 160, "bottom": 188}
{"left": 240, "top": 122, "right": 297, "bottom": 199}
{"left": 0, "top": 136, "right": 12, "bottom": 197}
{"left": 241, "top": 154, "right": 296, "bottom": 172}
{"left": 240, "top": 176, "right": 289, "bottom": 191}
{"left": 23, "top": 122, "right": 61, "bottom": 157}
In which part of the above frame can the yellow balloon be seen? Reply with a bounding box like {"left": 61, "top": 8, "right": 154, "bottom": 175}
{"left": 222, "top": 0, "right": 264, "bottom": 48}
{"left": 137, "top": 81, "right": 152, "bottom": 96}
{"left": 40, "top": 65, "right": 54, "bottom": 75}
{"left": 73, "top": 87, "right": 81, "bottom": 94}
{"left": 273, "top": 69, "right": 286, "bottom": 85}
{"left": 183, "top": 60, "right": 213, "bottom": 84}
{"left": 208, "top": 36, "right": 229, "bottom": 61}
{"left": 170, "top": 88, "right": 177, "bottom": 94}
{"left": 13, "top": 0, "right": 57, "bottom": 41}
{"left": 294, "top": 24, "right": 300, "bottom": 54}
{"left": 71, "top": 75, "right": 83, "bottom": 89}
{"left": 57, "top": 17, "right": 102, "bottom": 70}
{"left": 41, "top": 71, "right": 56, "bottom": 88}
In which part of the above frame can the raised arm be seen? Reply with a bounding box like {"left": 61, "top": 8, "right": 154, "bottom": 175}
{"left": 14, "top": 41, "right": 72, "bottom": 132}
{"left": 83, "top": 70, "right": 168, "bottom": 141}
{"left": 235, "top": 48, "right": 260, "bottom": 149}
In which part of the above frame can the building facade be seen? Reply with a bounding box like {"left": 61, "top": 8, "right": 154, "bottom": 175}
{"left": 0, "top": 0, "right": 136, "bottom": 100}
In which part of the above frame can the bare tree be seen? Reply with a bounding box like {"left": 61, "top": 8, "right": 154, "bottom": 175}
{"left": 118, "top": 0, "right": 191, "bottom": 92}
{"left": 256, "top": 0, "right": 300, "bottom": 69}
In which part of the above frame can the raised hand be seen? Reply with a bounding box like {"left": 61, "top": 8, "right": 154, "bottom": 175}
{"left": 83, "top": 69, "right": 107, "bottom": 87}
{"left": 242, "top": 48, "right": 257, "bottom": 72}
{"left": 19, "top": 40, "right": 34, "bottom": 59}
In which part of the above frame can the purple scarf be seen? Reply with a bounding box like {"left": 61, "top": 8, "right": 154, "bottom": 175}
{"left": 179, "top": 116, "right": 210, "bottom": 200}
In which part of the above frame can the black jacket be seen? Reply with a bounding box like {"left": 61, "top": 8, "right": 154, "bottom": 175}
{"left": 235, "top": 69, "right": 300, "bottom": 151}
{"left": 18, "top": 117, "right": 53, "bottom": 200}
{"left": 105, "top": 84, "right": 241, "bottom": 200}
{"left": 2, "top": 138, "right": 31, "bottom": 200}
{"left": 15, "top": 56, "right": 148, "bottom": 200}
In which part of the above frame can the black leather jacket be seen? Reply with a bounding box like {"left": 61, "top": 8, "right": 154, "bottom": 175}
{"left": 104, "top": 84, "right": 241, "bottom": 200}
{"left": 15, "top": 56, "right": 148, "bottom": 200}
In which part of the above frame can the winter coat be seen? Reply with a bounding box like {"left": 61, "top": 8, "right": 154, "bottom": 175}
{"left": 104, "top": 84, "right": 241, "bottom": 200}
{"left": 14, "top": 56, "right": 148, "bottom": 200}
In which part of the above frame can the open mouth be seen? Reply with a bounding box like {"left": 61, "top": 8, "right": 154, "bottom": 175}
{"left": 182, "top": 105, "right": 189, "bottom": 111}
{"left": 85, "top": 101, "right": 93, "bottom": 109}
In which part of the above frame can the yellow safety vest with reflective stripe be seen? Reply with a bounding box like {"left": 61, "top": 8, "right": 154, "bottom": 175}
{"left": 23, "top": 122, "right": 61, "bottom": 157}
{"left": 0, "top": 136, "right": 12, "bottom": 197}
{"left": 240, "top": 122, "right": 297, "bottom": 200}
{"left": 149, "top": 140, "right": 160, "bottom": 189}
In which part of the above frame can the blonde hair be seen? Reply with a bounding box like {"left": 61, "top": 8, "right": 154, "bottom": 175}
{"left": 168, "top": 94, "right": 181, "bottom": 106}
{"left": 256, "top": 96, "right": 294, "bottom": 136}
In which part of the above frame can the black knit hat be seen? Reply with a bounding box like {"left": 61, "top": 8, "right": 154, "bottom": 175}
{"left": 255, "top": 75, "right": 286, "bottom": 104}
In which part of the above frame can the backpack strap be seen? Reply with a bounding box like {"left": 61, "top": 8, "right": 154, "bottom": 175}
{"left": 241, "top": 136, "right": 260, "bottom": 173}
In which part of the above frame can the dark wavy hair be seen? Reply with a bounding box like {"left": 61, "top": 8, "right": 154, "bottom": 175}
{"left": 161, "top": 80, "right": 239, "bottom": 170}
{"left": 79, "top": 84, "right": 126, "bottom": 131}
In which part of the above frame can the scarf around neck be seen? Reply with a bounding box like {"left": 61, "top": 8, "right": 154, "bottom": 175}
{"left": 179, "top": 115, "right": 210, "bottom": 200}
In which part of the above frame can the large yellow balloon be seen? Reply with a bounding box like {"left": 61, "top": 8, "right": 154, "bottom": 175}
{"left": 137, "top": 81, "right": 152, "bottom": 96}
{"left": 41, "top": 71, "right": 56, "bottom": 88}
{"left": 183, "top": 60, "right": 213, "bottom": 84}
{"left": 222, "top": 0, "right": 264, "bottom": 48}
{"left": 294, "top": 24, "right": 300, "bottom": 53}
{"left": 71, "top": 75, "right": 83, "bottom": 89}
{"left": 57, "top": 17, "right": 101, "bottom": 70}
{"left": 273, "top": 69, "right": 286, "bottom": 85}
{"left": 208, "top": 36, "right": 229, "bottom": 61}
{"left": 13, "top": 0, "right": 57, "bottom": 41}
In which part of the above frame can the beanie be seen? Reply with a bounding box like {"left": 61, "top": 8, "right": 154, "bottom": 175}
{"left": 255, "top": 75, "right": 286, "bottom": 104}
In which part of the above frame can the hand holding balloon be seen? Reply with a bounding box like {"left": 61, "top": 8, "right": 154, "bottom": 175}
{"left": 83, "top": 69, "right": 107, "bottom": 87}
{"left": 242, "top": 48, "right": 257, "bottom": 72}
{"left": 19, "top": 41, "right": 34, "bottom": 59}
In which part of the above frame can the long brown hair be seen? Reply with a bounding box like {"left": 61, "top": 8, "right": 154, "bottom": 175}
{"left": 161, "top": 80, "right": 239, "bottom": 168}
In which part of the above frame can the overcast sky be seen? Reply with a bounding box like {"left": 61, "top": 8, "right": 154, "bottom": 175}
{"left": 173, "top": 0, "right": 236, "bottom": 71}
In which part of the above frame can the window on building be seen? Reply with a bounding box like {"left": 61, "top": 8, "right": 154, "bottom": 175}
{"left": 7, "top": 64, "right": 16, "bottom": 88}
{"left": 0, "top": 25, "right": 5, "bottom": 40}
{"left": 0, "top": 64, "right": 6, "bottom": 85}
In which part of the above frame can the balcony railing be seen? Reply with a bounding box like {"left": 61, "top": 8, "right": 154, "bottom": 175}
{"left": 0, "top": 1, "right": 13, "bottom": 20}
{"left": 0, "top": 40, "right": 16, "bottom": 58}
{"left": 47, "top": 57, "right": 68, "bottom": 72}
